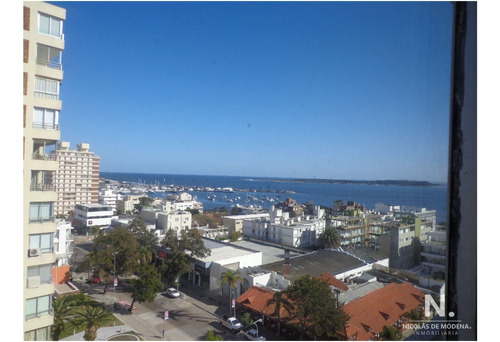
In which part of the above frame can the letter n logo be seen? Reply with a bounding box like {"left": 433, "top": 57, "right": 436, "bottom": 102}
{"left": 425, "top": 294, "right": 445, "bottom": 317}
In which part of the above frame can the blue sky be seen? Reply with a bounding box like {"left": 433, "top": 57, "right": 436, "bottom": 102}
{"left": 53, "top": 1, "right": 453, "bottom": 182}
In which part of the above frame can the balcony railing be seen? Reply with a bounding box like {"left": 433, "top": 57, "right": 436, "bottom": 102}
{"left": 32, "top": 122, "right": 60, "bottom": 131}
{"left": 30, "top": 184, "right": 56, "bottom": 192}
{"left": 32, "top": 153, "right": 57, "bottom": 161}
{"left": 29, "top": 216, "right": 55, "bottom": 223}
{"left": 36, "top": 58, "right": 62, "bottom": 70}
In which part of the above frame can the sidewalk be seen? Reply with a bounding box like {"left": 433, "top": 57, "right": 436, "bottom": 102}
{"left": 60, "top": 325, "right": 134, "bottom": 341}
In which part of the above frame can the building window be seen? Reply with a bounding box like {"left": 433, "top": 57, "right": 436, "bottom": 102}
{"left": 29, "top": 203, "right": 53, "bottom": 223}
{"left": 33, "top": 107, "right": 59, "bottom": 130}
{"left": 24, "top": 327, "right": 50, "bottom": 341}
{"left": 36, "top": 44, "right": 62, "bottom": 70}
{"left": 38, "top": 12, "right": 62, "bottom": 38}
{"left": 27, "top": 264, "right": 52, "bottom": 285}
{"left": 25, "top": 295, "right": 51, "bottom": 320}
{"left": 35, "top": 77, "right": 59, "bottom": 100}
{"left": 29, "top": 233, "right": 54, "bottom": 253}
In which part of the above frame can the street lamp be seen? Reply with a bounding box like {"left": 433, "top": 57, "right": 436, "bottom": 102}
{"left": 253, "top": 318, "right": 263, "bottom": 337}
{"left": 112, "top": 252, "right": 118, "bottom": 305}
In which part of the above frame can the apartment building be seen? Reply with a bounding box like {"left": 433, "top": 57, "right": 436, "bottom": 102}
{"left": 73, "top": 203, "right": 115, "bottom": 230}
{"left": 420, "top": 230, "right": 447, "bottom": 279}
{"left": 23, "top": 2, "right": 66, "bottom": 339}
{"left": 243, "top": 205, "right": 326, "bottom": 248}
{"left": 117, "top": 194, "right": 142, "bottom": 214}
{"left": 54, "top": 142, "right": 100, "bottom": 216}
{"left": 379, "top": 213, "right": 435, "bottom": 269}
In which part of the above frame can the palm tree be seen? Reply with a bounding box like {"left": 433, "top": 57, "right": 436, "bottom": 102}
{"left": 319, "top": 226, "right": 341, "bottom": 249}
{"left": 70, "top": 305, "right": 114, "bottom": 341}
{"left": 266, "top": 290, "right": 294, "bottom": 337}
{"left": 51, "top": 296, "right": 75, "bottom": 340}
{"left": 220, "top": 270, "right": 243, "bottom": 317}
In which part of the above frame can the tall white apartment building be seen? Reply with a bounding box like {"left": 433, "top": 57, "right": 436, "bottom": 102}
{"left": 55, "top": 142, "right": 100, "bottom": 216}
{"left": 23, "top": 2, "right": 66, "bottom": 339}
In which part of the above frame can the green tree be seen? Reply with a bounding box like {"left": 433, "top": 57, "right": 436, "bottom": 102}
{"left": 129, "top": 263, "right": 164, "bottom": 313}
{"left": 287, "top": 274, "right": 349, "bottom": 340}
{"left": 129, "top": 218, "right": 158, "bottom": 263}
{"left": 303, "top": 201, "right": 316, "bottom": 215}
{"left": 52, "top": 296, "right": 75, "bottom": 340}
{"left": 83, "top": 227, "right": 140, "bottom": 293}
{"left": 134, "top": 196, "right": 155, "bottom": 212}
{"left": 228, "top": 231, "right": 242, "bottom": 242}
{"left": 220, "top": 270, "right": 243, "bottom": 317}
{"left": 240, "top": 312, "right": 254, "bottom": 331}
{"left": 379, "top": 325, "right": 403, "bottom": 340}
{"left": 70, "top": 306, "right": 114, "bottom": 341}
{"left": 160, "top": 229, "right": 211, "bottom": 286}
{"left": 266, "top": 290, "right": 294, "bottom": 337}
{"left": 319, "top": 226, "right": 341, "bottom": 249}
{"left": 205, "top": 329, "right": 223, "bottom": 341}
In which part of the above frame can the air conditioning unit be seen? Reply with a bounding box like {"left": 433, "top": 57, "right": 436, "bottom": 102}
{"left": 27, "top": 276, "right": 41, "bottom": 289}
{"left": 29, "top": 248, "right": 41, "bottom": 257}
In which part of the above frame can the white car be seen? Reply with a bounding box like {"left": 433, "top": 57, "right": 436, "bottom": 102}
{"left": 166, "top": 288, "right": 180, "bottom": 298}
{"left": 245, "top": 329, "right": 266, "bottom": 341}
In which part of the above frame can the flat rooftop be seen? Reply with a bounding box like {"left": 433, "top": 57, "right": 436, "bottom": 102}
{"left": 199, "top": 238, "right": 261, "bottom": 263}
{"left": 261, "top": 249, "right": 366, "bottom": 281}
{"left": 231, "top": 239, "right": 302, "bottom": 264}
{"left": 342, "top": 246, "right": 389, "bottom": 263}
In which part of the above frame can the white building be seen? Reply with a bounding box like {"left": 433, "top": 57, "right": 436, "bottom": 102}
{"left": 157, "top": 211, "right": 192, "bottom": 237}
{"left": 187, "top": 238, "right": 262, "bottom": 293}
{"left": 54, "top": 220, "right": 74, "bottom": 266}
{"left": 243, "top": 206, "right": 326, "bottom": 248}
{"left": 73, "top": 203, "right": 115, "bottom": 229}
{"left": 421, "top": 230, "right": 447, "bottom": 279}
{"left": 99, "top": 188, "right": 119, "bottom": 212}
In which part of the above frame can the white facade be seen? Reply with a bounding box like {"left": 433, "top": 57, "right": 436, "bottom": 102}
{"left": 54, "top": 220, "right": 73, "bottom": 266}
{"left": 99, "top": 189, "right": 119, "bottom": 212}
{"left": 74, "top": 203, "right": 114, "bottom": 228}
{"left": 421, "top": 230, "right": 447, "bottom": 278}
{"left": 157, "top": 211, "right": 192, "bottom": 236}
{"left": 243, "top": 206, "right": 326, "bottom": 248}
{"left": 117, "top": 194, "right": 142, "bottom": 213}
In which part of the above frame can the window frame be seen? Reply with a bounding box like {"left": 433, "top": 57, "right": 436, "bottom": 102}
{"left": 38, "top": 12, "right": 63, "bottom": 39}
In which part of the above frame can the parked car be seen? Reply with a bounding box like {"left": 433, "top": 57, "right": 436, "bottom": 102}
{"left": 245, "top": 329, "right": 266, "bottom": 341}
{"left": 219, "top": 316, "right": 243, "bottom": 333}
{"left": 166, "top": 288, "right": 180, "bottom": 298}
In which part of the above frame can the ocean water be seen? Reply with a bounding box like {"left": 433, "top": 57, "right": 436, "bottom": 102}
{"left": 101, "top": 172, "right": 448, "bottom": 224}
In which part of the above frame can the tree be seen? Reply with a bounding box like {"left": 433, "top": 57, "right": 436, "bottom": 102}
{"left": 129, "top": 263, "right": 164, "bottom": 313}
{"left": 205, "top": 329, "right": 223, "bottom": 341}
{"left": 70, "top": 306, "right": 114, "bottom": 341}
{"left": 83, "top": 227, "right": 140, "bottom": 293}
{"left": 134, "top": 196, "right": 155, "bottom": 212}
{"left": 160, "top": 229, "right": 211, "bottom": 286}
{"left": 266, "top": 290, "right": 294, "bottom": 337}
{"left": 240, "top": 312, "right": 254, "bottom": 331}
{"left": 303, "top": 201, "right": 316, "bottom": 215}
{"left": 319, "top": 226, "right": 341, "bottom": 249}
{"left": 129, "top": 218, "right": 158, "bottom": 263}
{"left": 379, "top": 325, "right": 403, "bottom": 340}
{"left": 287, "top": 274, "right": 349, "bottom": 340}
{"left": 220, "top": 270, "right": 243, "bottom": 317}
{"left": 52, "top": 296, "right": 75, "bottom": 340}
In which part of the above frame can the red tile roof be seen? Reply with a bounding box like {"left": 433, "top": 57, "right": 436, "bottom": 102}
{"left": 342, "top": 282, "right": 425, "bottom": 340}
{"left": 320, "top": 272, "right": 349, "bottom": 292}
{"left": 236, "top": 286, "right": 294, "bottom": 319}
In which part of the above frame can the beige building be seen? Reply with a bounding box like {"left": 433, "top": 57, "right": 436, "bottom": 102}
{"left": 54, "top": 142, "right": 100, "bottom": 216}
{"left": 23, "top": 2, "right": 66, "bottom": 339}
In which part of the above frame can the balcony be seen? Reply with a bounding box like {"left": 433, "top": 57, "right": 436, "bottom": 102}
{"left": 30, "top": 184, "right": 56, "bottom": 192}
{"left": 36, "top": 58, "right": 62, "bottom": 70}
{"left": 32, "top": 153, "right": 57, "bottom": 161}
{"left": 32, "top": 122, "right": 60, "bottom": 131}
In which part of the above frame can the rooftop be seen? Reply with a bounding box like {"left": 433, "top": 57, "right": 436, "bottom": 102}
{"left": 231, "top": 239, "right": 302, "bottom": 264}
{"left": 342, "top": 246, "right": 389, "bottom": 263}
{"left": 199, "top": 238, "right": 261, "bottom": 263}
{"left": 261, "top": 249, "right": 366, "bottom": 281}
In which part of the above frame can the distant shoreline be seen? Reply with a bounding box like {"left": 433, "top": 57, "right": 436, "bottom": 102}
{"left": 255, "top": 178, "right": 440, "bottom": 187}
